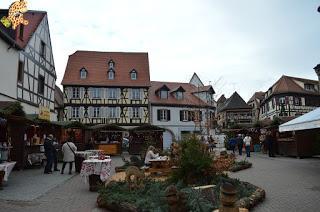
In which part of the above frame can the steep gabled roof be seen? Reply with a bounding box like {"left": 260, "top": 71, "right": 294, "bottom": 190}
{"left": 218, "top": 92, "right": 251, "bottom": 112}
{"left": 0, "top": 10, "right": 46, "bottom": 49}
{"left": 268, "top": 75, "right": 319, "bottom": 96}
{"left": 150, "top": 81, "right": 211, "bottom": 107}
{"left": 61, "top": 51, "right": 151, "bottom": 87}
{"left": 217, "top": 95, "right": 226, "bottom": 104}
{"left": 248, "top": 91, "right": 265, "bottom": 103}
{"left": 189, "top": 72, "right": 204, "bottom": 87}
{"left": 192, "top": 85, "right": 215, "bottom": 94}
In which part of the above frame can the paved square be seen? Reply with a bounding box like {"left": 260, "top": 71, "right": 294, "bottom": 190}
{"left": 230, "top": 153, "right": 320, "bottom": 212}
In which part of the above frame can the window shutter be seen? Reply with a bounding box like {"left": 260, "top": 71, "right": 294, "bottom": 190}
{"left": 67, "top": 106, "right": 72, "bottom": 120}
{"left": 117, "top": 88, "right": 121, "bottom": 99}
{"left": 88, "top": 106, "right": 92, "bottom": 117}
{"left": 80, "top": 107, "right": 84, "bottom": 118}
{"left": 140, "top": 89, "right": 143, "bottom": 100}
{"left": 99, "top": 106, "right": 103, "bottom": 118}
{"left": 67, "top": 87, "right": 72, "bottom": 101}
{"left": 128, "top": 107, "right": 133, "bottom": 118}
{"left": 106, "top": 88, "right": 109, "bottom": 99}
{"left": 116, "top": 107, "right": 120, "bottom": 118}
{"left": 157, "top": 110, "right": 161, "bottom": 121}
{"left": 188, "top": 111, "right": 192, "bottom": 121}
{"left": 106, "top": 107, "right": 109, "bottom": 118}
{"left": 167, "top": 110, "right": 171, "bottom": 121}
{"left": 80, "top": 87, "right": 85, "bottom": 99}
{"left": 139, "top": 107, "right": 143, "bottom": 118}
{"left": 199, "top": 111, "right": 203, "bottom": 121}
{"left": 129, "top": 89, "right": 133, "bottom": 100}
{"left": 180, "top": 111, "right": 183, "bottom": 121}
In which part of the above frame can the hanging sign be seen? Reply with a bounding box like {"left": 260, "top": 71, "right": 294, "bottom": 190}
{"left": 39, "top": 106, "right": 50, "bottom": 121}
{"left": 1, "top": 0, "right": 29, "bottom": 29}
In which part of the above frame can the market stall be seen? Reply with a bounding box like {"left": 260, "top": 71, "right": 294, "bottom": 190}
{"left": 128, "top": 124, "right": 164, "bottom": 155}
{"left": 279, "top": 108, "right": 320, "bottom": 157}
{"left": 88, "top": 124, "right": 126, "bottom": 155}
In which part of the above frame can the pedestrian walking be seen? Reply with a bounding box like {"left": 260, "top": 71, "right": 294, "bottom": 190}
{"left": 229, "top": 137, "right": 237, "bottom": 154}
{"left": 266, "top": 131, "right": 275, "bottom": 157}
{"left": 237, "top": 134, "right": 244, "bottom": 155}
{"left": 243, "top": 134, "right": 252, "bottom": 157}
{"left": 61, "top": 138, "right": 77, "bottom": 175}
{"left": 44, "top": 134, "right": 54, "bottom": 174}
{"left": 52, "top": 137, "right": 60, "bottom": 171}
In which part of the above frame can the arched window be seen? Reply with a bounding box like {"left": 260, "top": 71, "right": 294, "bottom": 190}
{"left": 108, "top": 69, "right": 115, "bottom": 80}
{"left": 108, "top": 59, "right": 115, "bottom": 69}
{"left": 130, "top": 69, "right": 137, "bottom": 80}
{"left": 80, "top": 68, "right": 87, "bottom": 79}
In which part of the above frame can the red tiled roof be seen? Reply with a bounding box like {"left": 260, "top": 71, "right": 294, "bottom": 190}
{"left": 248, "top": 91, "right": 265, "bottom": 103}
{"left": 0, "top": 10, "right": 45, "bottom": 49}
{"left": 271, "top": 75, "right": 318, "bottom": 95}
{"left": 61, "top": 51, "right": 151, "bottom": 87}
{"left": 150, "top": 81, "right": 211, "bottom": 107}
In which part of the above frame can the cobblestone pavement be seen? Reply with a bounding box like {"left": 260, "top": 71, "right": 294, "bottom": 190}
{"left": 0, "top": 156, "right": 124, "bottom": 212}
{"left": 230, "top": 153, "right": 320, "bottom": 212}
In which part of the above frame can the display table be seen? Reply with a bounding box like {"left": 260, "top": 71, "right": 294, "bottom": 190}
{"left": 97, "top": 143, "right": 121, "bottom": 155}
{"left": 0, "top": 161, "right": 16, "bottom": 189}
{"left": 149, "top": 157, "right": 171, "bottom": 176}
{"left": 85, "top": 150, "right": 104, "bottom": 155}
{"left": 80, "top": 159, "right": 112, "bottom": 191}
{"left": 27, "top": 153, "right": 46, "bottom": 166}
{"left": 74, "top": 151, "right": 95, "bottom": 173}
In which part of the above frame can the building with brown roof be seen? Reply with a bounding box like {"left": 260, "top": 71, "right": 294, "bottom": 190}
{"left": 217, "top": 92, "right": 252, "bottom": 128}
{"left": 61, "top": 51, "right": 151, "bottom": 126}
{"left": 149, "top": 74, "right": 215, "bottom": 144}
{"left": 0, "top": 10, "right": 57, "bottom": 121}
{"left": 259, "top": 75, "right": 320, "bottom": 121}
{"left": 247, "top": 91, "right": 264, "bottom": 122}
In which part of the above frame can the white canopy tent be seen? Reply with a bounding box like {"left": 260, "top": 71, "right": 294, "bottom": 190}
{"left": 279, "top": 107, "right": 320, "bottom": 132}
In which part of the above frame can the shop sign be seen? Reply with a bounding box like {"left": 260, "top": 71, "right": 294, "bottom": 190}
{"left": 38, "top": 106, "right": 50, "bottom": 121}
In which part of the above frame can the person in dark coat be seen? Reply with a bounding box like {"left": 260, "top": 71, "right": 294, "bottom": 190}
{"left": 44, "top": 134, "right": 54, "bottom": 174}
{"left": 52, "top": 137, "right": 60, "bottom": 171}
{"left": 237, "top": 134, "right": 244, "bottom": 155}
{"left": 266, "top": 132, "right": 275, "bottom": 157}
{"left": 229, "top": 137, "right": 237, "bottom": 154}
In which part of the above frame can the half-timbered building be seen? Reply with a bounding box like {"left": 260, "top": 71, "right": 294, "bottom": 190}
{"left": 150, "top": 73, "right": 215, "bottom": 146}
{"left": 0, "top": 10, "right": 57, "bottom": 120}
{"left": 259, "top": 75, "right": 320, "bottom": 121}
{"left": 217, "top": 92, "right": 252, "bottom": 128}
{"left": 61, "top": 51, "right": 150, "bottom": 126}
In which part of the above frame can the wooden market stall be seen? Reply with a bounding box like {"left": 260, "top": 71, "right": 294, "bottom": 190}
{"left": 278, "top": 108, "right": 320, "bottom": 158}
{"left": 88, "top": 124, "right": 126, "bottom": 155}
{"left": 128, "top": 124, "right": 164, "bottom": 155}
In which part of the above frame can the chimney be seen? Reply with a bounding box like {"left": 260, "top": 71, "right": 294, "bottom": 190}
{"left": 314, "top": 64, "right": 320, "bottom": 92}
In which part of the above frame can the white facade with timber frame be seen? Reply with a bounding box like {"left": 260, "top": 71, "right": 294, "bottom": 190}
{"left": 0, "top": 10, "right": 57, "bottom": 120}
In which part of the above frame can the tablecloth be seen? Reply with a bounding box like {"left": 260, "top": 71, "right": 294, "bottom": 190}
{"left": 0, "top": 161, "right": 16, "bottom": 181}
{"left": 27, "top": 153, "right": 46, "bottom": 165}
{"left": 80, "top": 159, "right": 112, "bottom": 182}
{"left": 75, "top": 151, "right": 95, "bottom": 159}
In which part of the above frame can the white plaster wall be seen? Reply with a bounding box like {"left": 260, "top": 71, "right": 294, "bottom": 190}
{"left": 151, "top": 105, "right": 213, "bottom": 140}
{"left": 0, "top": 39, "right": 19, "bottom": 99}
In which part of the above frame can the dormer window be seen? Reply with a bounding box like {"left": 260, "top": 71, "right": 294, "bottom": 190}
{"left": 108, "top": 60, "right": 115, "bottom": 69}
{"left": 304, "top": 83, "right": 315, "bottom": 91}
{"left": 80, "top": 68, "right": 87, "bottom": 79}
{"left": 160, "top": 90, "right": 168, "bottom": 99}
{"left": 130, "top": 69, "right": 137, "bottom": 80}
{"left": 108, "top": 69, "right": 115, "bottom": 80}
{"left": 175, "top": 91, "right": 183, "bottom": 100}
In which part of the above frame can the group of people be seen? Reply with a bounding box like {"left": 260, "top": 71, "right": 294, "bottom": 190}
{"left": 229, "top": 134, "right": 252, "bottom": 157}
{"left": 43, "top": 135, "right": 77, "bottom": 174}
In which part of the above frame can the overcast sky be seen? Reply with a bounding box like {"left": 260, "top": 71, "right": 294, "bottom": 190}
{"left": 1, "top": 0, "right": 320, "bottom": 101}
